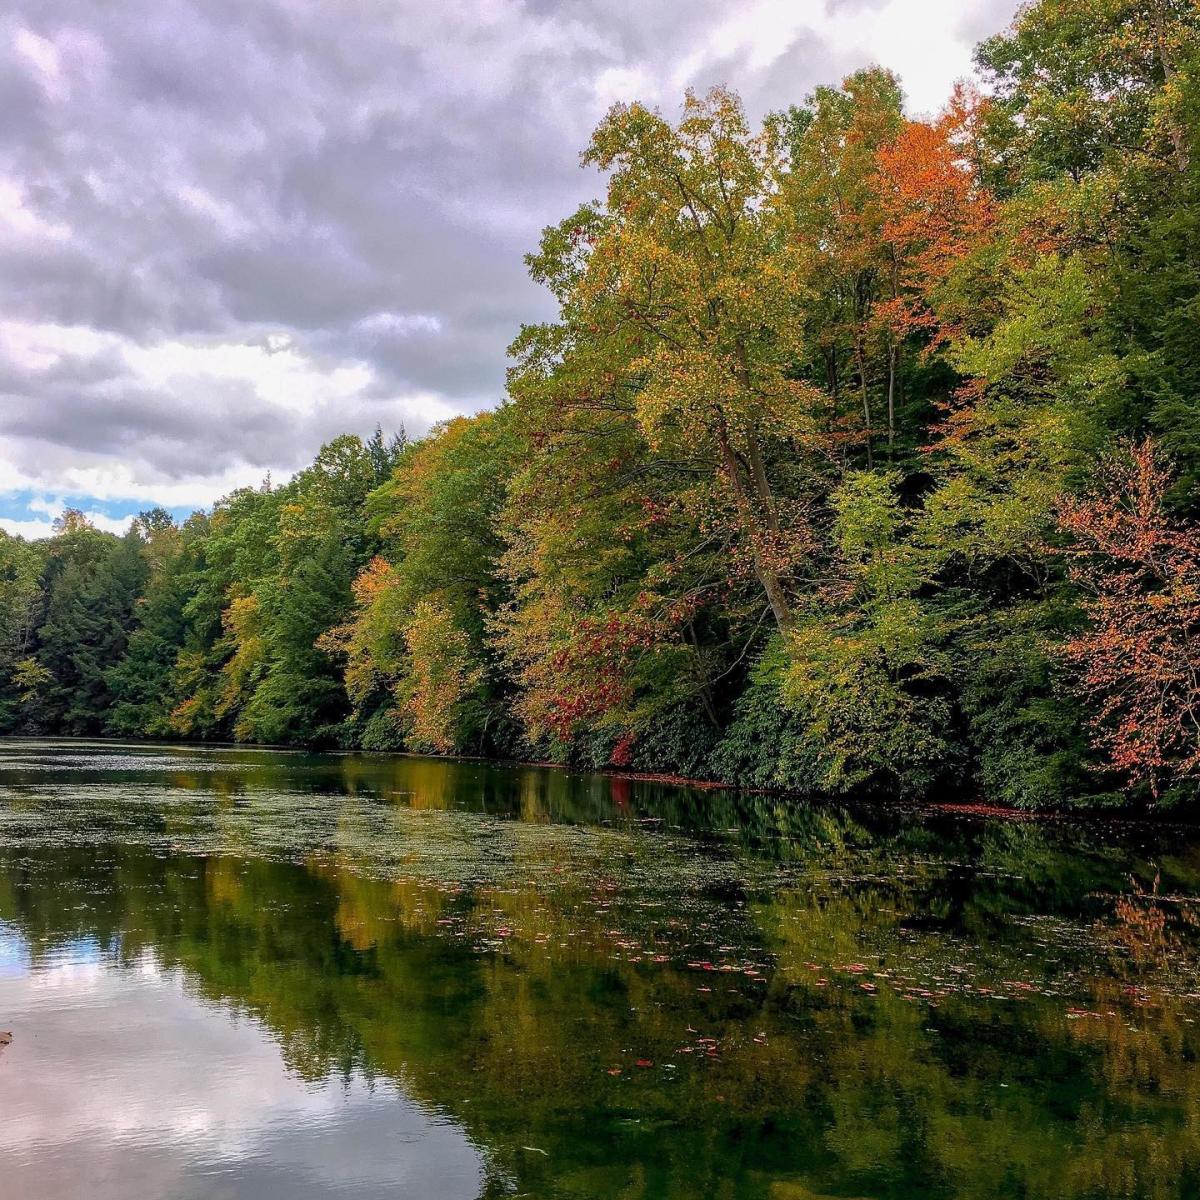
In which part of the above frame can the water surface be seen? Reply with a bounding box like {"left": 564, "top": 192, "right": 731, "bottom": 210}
{"left": 1, "top": 739, "right": 1198, "bottom": 1199}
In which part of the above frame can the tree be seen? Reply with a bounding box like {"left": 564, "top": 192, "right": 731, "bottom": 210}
{"left": 329, "top": 414, "right": 517, "bottom": 753}
{"left": 235, "top": 435, "right": 380, "bottom": 745}
{"left": 494, "top": 393, "right": 718, "bottom": 762}
{"left": 519, "top": 87, "right": 826, "bottom": 632}
{"left": 873, "top": 89, "right": 996, "bottom": 436}
{"left": 782, "top": 69, "right": 905, "bottom": 462}
{"left": 168, "top": 488, "right": 280, "bottom": 740}
{"left": 32, "top": 521, "right": 148, "bottom": 734}
{"left": 977, "top": 0, "right": 1200, "bottom": 509}
{"left": 977, "top": 0, "right": 1198, "bottom": 186}
{"left": 1060, "top": 440, "right": 1200, "bottom": 799}
{"left": 366, "top": 425, "right": 407, "bottom": 485}
{"left": 0, "top": 533, "right": 45, "bottom": 730}
{"left": 106, "top": 513, "right": 191, "bottom": 737}
{"left": 396, "top": 599, "right": 487, "bottom": 754}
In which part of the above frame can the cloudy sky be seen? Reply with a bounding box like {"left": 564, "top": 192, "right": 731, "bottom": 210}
{"left": 0, "top": 0, "right": 1017, "bottom": 538}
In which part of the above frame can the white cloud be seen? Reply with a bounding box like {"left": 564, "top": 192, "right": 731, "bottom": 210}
{"left": 175, "top": 183, "right": 258, "bottom": 239}
{"left": 13, "top": 27, "right": 67, "bottom": 102}
{"left": 0, "top": 511, "right": 136, "bottom": 540}
{"left": 0, "top": 517, "right": 59, "bottom": 539}
{"left": 354, "top": 311, "right": 443, "bottom": 337}
{"left": 0, "top": 180, "right": 71, "bottom": 243}
{"left": 0, "top": 0, "right": 1020, "bottom": 521}
{"left": 672, "top": 0, "right": 1007, "bottom": 115}
{"left": 123, "top": 337, "right": 374, "bottom": 417}
{"left": 0, "top": 318, "right": 464, "bottom": 509}
{"left": 818, "top": 0, "right": 991, "bottom": 113}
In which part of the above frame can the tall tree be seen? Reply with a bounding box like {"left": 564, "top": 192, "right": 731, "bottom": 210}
{"left": 33, "top": 519, "right": 148, "bottom": 734}
{"left": 519, "top": 87, "right": 828, "bottom": 631}
{"left": 0, "top": 533, "right": 45, "bottom": 731}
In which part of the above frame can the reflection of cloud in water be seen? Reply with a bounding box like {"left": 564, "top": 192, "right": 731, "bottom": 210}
{"left": 26, "top": 938, "right": 105, "bottom": 994}
{"left": 0, "top": 948, "right": 483, "bottom": 1200}
{"left": 5, "top": 740, "right": 1200, "bottom": 1199}
{"left": 0, "top": 925, "right": 29, "bottom": 978}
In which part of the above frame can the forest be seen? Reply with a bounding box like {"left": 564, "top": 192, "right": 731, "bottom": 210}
{"left": 1, "top": 0, "right": 1198, "bottom": 809}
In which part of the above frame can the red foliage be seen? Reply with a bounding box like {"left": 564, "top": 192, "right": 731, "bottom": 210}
{"left": 543, "top": 609, "right": 666, "bottom": 741}
{"left": 610, "top": 731, "right": 635, "bottom": 767}
{"left": 1059, "top": 441, "right": 1200, "bottom": 796}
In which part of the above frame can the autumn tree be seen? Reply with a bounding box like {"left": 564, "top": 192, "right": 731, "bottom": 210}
{"left": 520, "top": 87, "right": 825, "bottom": 632}
{"left": 781, "top": 69, "right": 905, "bottom": 460}
{"left": 329, "top": 414, "right": 516, "bottom": 754}
{"left": 1060, "top": 440, "right": 1200, "bottom": 799}
{"left": 494, "top": 381, "right": 728, "bottom": 764}
{"left": 873, "top": 90, "right": 996, "bottom": 429}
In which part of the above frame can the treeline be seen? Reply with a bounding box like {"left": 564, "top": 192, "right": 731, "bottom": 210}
{"left": 3, "top": 0, "right": 1200, "bottom": 807}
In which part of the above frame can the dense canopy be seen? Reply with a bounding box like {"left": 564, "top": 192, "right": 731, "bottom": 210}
{"left": 4, "top": 0, "right": 1199, "bottom": 808}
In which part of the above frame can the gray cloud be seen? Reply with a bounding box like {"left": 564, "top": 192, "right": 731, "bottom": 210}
{"left": 0, "top": 0, "right": 1021, "bottom": 513}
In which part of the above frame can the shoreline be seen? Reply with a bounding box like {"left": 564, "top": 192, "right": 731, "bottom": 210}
{"left": 0, "top": 732, "right": 1170, "bottom": 824}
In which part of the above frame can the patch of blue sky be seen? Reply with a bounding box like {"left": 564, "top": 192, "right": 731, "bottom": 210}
{"left": 0, "top": 489, "right": 197, "bottom": 540}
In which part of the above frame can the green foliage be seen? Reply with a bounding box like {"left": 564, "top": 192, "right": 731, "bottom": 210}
{"left": 9, "top": 0, "right": 1200, "bottom": 809}
{"left": 953, "top": 603, "right": 1103, "bottom": 808}
{"left": 104, "top": 547, "right": 192, "bottom": 736}
{"left": 0, "top": 532, "right": 44, "bottom": 730}
{"left": 718, "top": 475, "right": 961, "bottom": 799}
{"left": 31, "top": 524, "right": 148, "bottom": 734}
{"left": 709, "top": 642, "right": 835, "bottom": 792}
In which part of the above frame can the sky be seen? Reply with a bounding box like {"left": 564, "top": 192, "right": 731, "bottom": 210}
{"left": 0, "top": 0, "right": 1018, "bottom": 539}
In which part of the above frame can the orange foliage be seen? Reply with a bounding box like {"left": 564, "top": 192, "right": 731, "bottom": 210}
{"left": 874, "top": 87, "right": 995, "bottom": 344}
{"left": 1060, "top": 441, "right": 1200, "bottom": 796}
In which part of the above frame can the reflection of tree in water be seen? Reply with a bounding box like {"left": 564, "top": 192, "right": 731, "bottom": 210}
{"left": 5, "top": 747, "right": 1200, "bottom": 1197}
{"left": 3, "top": 793, "right": 1200, "bottom": 1198}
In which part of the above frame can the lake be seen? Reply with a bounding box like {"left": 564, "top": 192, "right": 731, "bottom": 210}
{"left": 0, "top": 740, "right": 1198, "bottom": 1199}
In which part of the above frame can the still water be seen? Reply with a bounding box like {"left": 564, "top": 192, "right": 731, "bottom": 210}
{"left": 1, "top": 741, "right": 1199, "bottom": 1199}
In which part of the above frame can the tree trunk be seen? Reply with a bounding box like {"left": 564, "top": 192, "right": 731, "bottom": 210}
{"left": 826, "top": 347, "right": 847, "bottom": 467}
{"left": 887, "top": 245, "right": 900, "bottom": 455}
{"left": 716, "top": 427, "right": 792, "bottom": 631}
{"left": 746, "top": 433, "right": 780, "bottom": 533}
{"left": 727, "top": 340, "right": 792, "bottom": 628}
{"left": 854, "top": 334, "right": 874, "bottom": 469}
{"left": 1152, "top": 1, "right": 1191, "bottom": 173}
{"left": 887, "top": 338, "right": 896, "bottom": 453}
